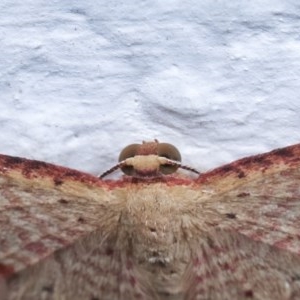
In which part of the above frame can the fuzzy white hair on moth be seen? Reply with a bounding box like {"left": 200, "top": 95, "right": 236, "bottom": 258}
{"left": 1, "top": 141, "right": 300, "bottom": 300}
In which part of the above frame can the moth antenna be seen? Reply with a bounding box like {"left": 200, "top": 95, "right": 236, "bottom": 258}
{"left": 98, "top": 161, "right": 126, "bottom": 179}
{"left": 179, "top": 164, "right": 201, "bottom": 175}
{"left": 163, "top": 158, "right": 201, "bottom": 175}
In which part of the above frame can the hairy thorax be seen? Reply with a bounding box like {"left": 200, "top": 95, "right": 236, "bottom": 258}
{"left": 110, "top": 182, "right": 208, "bottom": 298}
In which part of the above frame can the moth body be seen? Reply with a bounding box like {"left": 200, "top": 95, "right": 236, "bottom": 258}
{"left": 1, "top": 142, "right": 300, "bottom": 300}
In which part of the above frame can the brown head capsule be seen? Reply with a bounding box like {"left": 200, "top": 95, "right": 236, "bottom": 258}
{"left": 98, "top": 139, "right": 200, "bottom": 178}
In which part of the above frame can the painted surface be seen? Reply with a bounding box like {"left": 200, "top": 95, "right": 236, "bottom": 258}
{"left": 0, "top": 1, "right": 300, "bottom": 177}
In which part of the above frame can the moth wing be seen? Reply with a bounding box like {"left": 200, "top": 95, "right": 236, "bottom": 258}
{"left": 0, "top": 155, "right": 151, "bottom": 300}
{"left": 2, "top": 143, "right": 300, "bottom": 300}
{"left": 185, "top": 143, "right": 300, "bottom": 299}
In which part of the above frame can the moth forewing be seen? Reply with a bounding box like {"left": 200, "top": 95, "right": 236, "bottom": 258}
{"left": 1, "top": 142, "right": 300, "bottom": 300}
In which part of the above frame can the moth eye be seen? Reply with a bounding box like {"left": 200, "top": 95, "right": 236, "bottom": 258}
{"left": 157, "top": 143, "right": 182, "bottom": 175}
{"left": 157, "top": 143, "right": 181, "bottom": 161}
{"left": 118, "top": 144, "right": 140, "bottom": 175}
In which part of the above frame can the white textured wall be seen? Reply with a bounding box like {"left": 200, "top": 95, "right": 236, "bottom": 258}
{"left": 0, "top": 1, "right": 300, "bottom": 177}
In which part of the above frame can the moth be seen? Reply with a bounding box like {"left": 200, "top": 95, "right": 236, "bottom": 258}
{"left": 0, "top": 140, "right": 300, "bottom": 300}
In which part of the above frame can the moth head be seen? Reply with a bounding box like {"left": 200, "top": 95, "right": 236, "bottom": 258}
{"left": 99, "top": 140, "right": 200, "bottom": 179}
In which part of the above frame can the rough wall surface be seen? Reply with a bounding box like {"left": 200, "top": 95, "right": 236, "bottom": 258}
{"left": 0, "top": 0, "right": 300, "bottom": 175}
